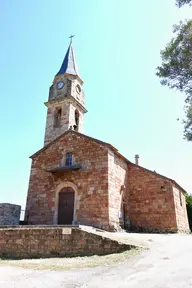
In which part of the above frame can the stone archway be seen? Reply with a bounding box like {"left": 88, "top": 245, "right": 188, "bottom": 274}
{"left": 53, "top": 182, "right": 78, "bottom": 225}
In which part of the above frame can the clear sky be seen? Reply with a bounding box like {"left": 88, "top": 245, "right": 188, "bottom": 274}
{"left": 0, "top": 0, "right": 191, "bottom": 213}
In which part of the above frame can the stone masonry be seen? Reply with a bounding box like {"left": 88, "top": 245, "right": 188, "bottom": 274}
{"left": 24, "top": 41, "right": 190, "bottom": 234}
{"left": 0, "top": 226, "right": 131, "bottom": 258}
{"left": 127, "top": 164, "right": 189, "bottom": 233}
{"left": 0, "top": 203, "right": 21, "bottom": 225}
{"left": 44, "top": 55, "right": 86, "bottom": 146}
{"left": 25, "top": 130, "right": 190, "bottom": 233}
{"left": 25, "top": 132, "right": 109, "bottom": 230}
{"left": 108, "top": 149, "right": 128, "bottom": 231}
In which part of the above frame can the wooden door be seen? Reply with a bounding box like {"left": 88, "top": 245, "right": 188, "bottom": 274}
{"left": 58, "top": 187, "right": 74, "bottom": 225}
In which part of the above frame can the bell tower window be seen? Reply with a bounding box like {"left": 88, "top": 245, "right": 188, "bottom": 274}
{"left": 73, "top": 110, "right": 79, "bottom": 132}
{"left": 54, "top": 107, "right": 62, "bottom": 127}
{"left": 66, "top": 152, "right": 73, "bottom": 166}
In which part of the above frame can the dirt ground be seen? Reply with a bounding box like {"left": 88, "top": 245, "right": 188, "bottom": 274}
{"left": 0, "top": 233, "right": 192, "bottom": 288}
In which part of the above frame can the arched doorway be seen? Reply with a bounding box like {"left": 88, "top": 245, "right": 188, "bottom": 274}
{"left": 58, "top": 187, "right": 75, "bottom": 224}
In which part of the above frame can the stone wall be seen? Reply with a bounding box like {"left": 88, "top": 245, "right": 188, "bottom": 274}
{"left": 0, "top": 204, "right": 21, "bottom": 225}
{"left": 173, "top": 185, "right": 190, "bottom": 232}
{"left": 44, "top": 74, "right": 85, "bottom": 146}
{"left": 108, "top": 149, "right": 128, "bottom": 231}
{"left": 44, "top": 101, "right": 71, "bottom": 146}
{"left": 25, "top": 129, "right": 190, "bottom": 234}
{"left": 127, "top": 164, "right": 178, "bottom": 232}
{"left": 25, "top": 132, "right": 109, "bottom": 230}
{"left": 0, "top": 227, "right": 131, "bottom": 258}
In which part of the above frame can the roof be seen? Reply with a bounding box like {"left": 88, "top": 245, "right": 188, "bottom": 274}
{"left": 30, "top": 130, "right": 187, "bottom": 194}
{"left": 30, "top": 130, "right": 119, "bottom": 159}
{"left": 56, "top": 43, "right": 80, "bottom": 77}
{"left": 129, "top": 162, "right": 187, "bottom": 194}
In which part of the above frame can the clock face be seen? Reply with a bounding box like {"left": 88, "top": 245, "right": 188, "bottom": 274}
{"left": 57, "top": 81, "right": 64, "bottom": 89}
{"left": 76, "top": 84, "right": 81, "bottom": 94}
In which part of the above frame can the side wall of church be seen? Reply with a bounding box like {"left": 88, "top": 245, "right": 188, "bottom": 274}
{"left": 128, "top": 164, "right": 179, "bottom": 232}
{"left": 25, "top": 132, "right": 109, "bottom": 230}
{"left": 172, "top": 185, "right": 190, "bottom": 232}
{"left": 108, "top": 150, "right": 128, "bottom": 231}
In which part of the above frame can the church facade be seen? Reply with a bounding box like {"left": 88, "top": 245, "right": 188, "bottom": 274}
{"left": 25, "top": 42, "right": 190, "bottom": 233}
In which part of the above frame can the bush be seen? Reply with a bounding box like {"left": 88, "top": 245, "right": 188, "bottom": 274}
{"left": 185, "top": 194, "right": 192, "bottom": 230}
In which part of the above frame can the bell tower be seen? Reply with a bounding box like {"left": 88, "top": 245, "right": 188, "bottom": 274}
{"left": 44, "top": 39, "right": 87, "bottom": 146}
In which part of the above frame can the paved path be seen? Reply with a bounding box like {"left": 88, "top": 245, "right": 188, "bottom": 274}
{"left": 0, "top": 233, "right": 192, "bottom": 288}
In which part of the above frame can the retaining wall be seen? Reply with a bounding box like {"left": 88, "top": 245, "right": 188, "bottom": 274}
{"left": 0, "top": 227, "right": 131, "bottom": 258}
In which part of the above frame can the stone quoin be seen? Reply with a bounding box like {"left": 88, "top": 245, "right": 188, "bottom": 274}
{"left": 25, "top": 40, "right": 190, "bottom": 233}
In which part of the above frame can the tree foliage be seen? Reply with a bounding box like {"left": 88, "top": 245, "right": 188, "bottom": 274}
{"left": 185, "top": 194, "right": 192, "bottom": 230}
{"left": 176, "top": 0, "right": 192, "bottom": 7}
{"left": 157, "top": 7, "right": 192, "bottom": 140}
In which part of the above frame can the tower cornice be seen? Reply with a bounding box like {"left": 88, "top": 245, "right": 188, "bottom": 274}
{"left": 44, "top": 95, "right": 88, "bottom": 113}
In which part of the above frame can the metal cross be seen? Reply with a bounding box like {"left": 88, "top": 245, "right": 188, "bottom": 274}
{"left": 69, "top": 34, "right": 75, "bottom": 43}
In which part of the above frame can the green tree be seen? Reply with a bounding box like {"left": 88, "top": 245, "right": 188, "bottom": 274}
{"left": 157, "top": 1, "right": 192, "bottom": 140}
{"left": 185, "top": 194, "right": 192, "bottom": 230}
{"left": 176, "top": 0, "right": 192, "bottom": 7}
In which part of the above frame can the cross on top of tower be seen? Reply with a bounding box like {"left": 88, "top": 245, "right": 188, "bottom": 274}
{"left": 56, "top": 36, "right": 79, "bottom": 77}
{"left": 69, "top": 34, "right": 75, "bottom": 43}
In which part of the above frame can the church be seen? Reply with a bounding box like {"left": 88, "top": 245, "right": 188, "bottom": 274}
{"left": 24, "top": 40, "right": 190, "bottom": 233}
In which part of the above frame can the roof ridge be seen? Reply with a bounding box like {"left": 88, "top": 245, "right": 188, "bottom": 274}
{"left": 30, "top": 131, "right": 187, "bottom": 194}
{"left": 128, "top": 162, "right": 187, "bottom": 193}
{"left": 30, "top": 130, "right": 113, "bottom": 159}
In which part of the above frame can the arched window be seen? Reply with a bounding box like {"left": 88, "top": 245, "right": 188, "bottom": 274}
{"left": 54, "top": 107, "right": 62, "bottom": 127}
{"left": 66, "top": 152, "right": 73, "bottom": 166}
{"left": 73, "top": 110, "right": 79, "bottom": 132}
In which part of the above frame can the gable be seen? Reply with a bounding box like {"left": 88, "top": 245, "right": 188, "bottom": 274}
{"left": 30, "top": 130, "right": 187, "bottom": 195}
{"left": 30, "top": 131, "right": 110, "bottom": 170}
{"left": 30, "top": 130, "right": 113, "bottom": 159}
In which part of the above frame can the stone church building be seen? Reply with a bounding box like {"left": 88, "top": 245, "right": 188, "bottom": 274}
{"left": 25, "top": 41, "right": 190, "bottom": 233}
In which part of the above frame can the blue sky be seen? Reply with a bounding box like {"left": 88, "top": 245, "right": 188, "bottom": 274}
{"left": 0, "top": 0, "right": 192, "bottom": 212}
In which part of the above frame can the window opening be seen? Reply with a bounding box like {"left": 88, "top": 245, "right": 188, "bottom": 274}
{"left": 73, "top": 110, "right": 79, "bottom": 132}
{"left": 54, "top": 107, "right": 62, "bottom": 127}
{"left": 66, "top": 152, "right": 73, "bottom": 166}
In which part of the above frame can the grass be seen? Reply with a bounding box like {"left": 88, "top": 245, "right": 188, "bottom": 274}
{"left": 0, "top": 248, "right": 142, "bottom": 271}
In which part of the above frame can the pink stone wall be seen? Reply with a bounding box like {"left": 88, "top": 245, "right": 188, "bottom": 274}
{"left": 0, "top": 227, "right": 131, "bottom": 258}
{"left": 25, "top": 131, "right": 190, "bottom": 233}
{"left": 108, "top": 150, "right": 128, "bottom": 231}
{"left": 172, "top": 185, "right": 190, "bottom": 232}
{"left": 25, "top": 132, "right": 109, "bottom": 230}
{"left": 127, "top": 164, "right": 178, "bottom": 232}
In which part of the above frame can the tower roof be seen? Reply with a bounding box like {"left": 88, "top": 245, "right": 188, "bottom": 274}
{"left": 56, "top": 43, "right": 80, "bottom": 77}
